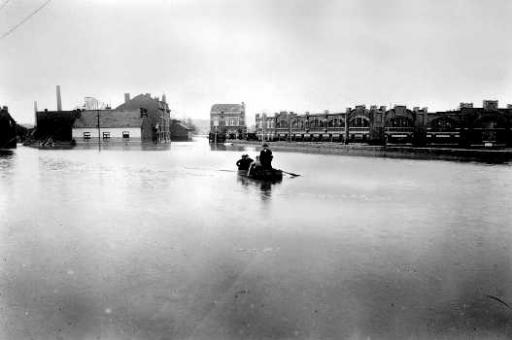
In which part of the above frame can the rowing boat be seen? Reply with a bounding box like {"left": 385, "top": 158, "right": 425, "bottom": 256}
{"left": 238, "top": 167, "right": 283, "bottom": 181}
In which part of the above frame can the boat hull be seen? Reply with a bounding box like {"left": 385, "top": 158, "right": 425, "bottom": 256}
{"left": 239, "top": 168, "right": 283, "bottom": 181}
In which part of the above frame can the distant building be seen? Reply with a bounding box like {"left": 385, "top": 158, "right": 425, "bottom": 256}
{"left": 82, "top": 97, "right": 101, "bottom": 110}
{"left": 209, "top": 103, "right": 246, "bottom": 141}
{"left": 35, "top": 91, "right": 171, "bottom": 144}
{"left": 254, "top": 100, "right": 512, "bottom": 147}
{"left": 170, "top": 119, "right": 193, "bottom": 141}
{"left": 0, "top": 106, "right": 17, "bottom": 148}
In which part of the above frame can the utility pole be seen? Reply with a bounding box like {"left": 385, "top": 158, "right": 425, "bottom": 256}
{"left": 344, "top": 108, "right": 350, "bottom": 145}
{"left": 97, "top": 107, "right": 101, "bottom": 150}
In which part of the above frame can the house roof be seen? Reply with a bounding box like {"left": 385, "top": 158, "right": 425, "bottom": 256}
{"left": 115, "top": 94, "right": 169, "bottom": 112}
{"left": 211, "top": 104, "right": 244, "bottom": 114}
{"left": 73, "top": 110, "right": 142, "bottom": 128}
{"left": 175, "top": 122, "right": 192, "bottom": 130}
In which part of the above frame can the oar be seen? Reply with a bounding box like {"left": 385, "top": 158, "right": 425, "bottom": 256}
{"left": 279, "top": 169, "right": 300, "bottom": 177}
{"left": 486, "top": 295, "right": 512, "bottom": 310}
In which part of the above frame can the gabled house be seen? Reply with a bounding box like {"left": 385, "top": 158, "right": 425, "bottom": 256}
{"left": 115, "top": 93, "right": 171, "bottom": 143}
{"left": 170, "top": 119, "right": 193, "bottom": 141}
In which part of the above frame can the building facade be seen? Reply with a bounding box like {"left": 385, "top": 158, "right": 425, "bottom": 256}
{"left": 35, "top": 92, "right": 171, "bottom": 144}
{"left": 115, "top": 93, "right": 171, "bottom": 143}
{"left": 72, "top": 110, "right": 146, "bottom": 144}
{"left": 0, "top": 106, "right": 17, "bottom": 148}
{"left": 209, "top": 103, "right": 246, "bottom": 141}
{"left": 255, "top": 100, "right": 512, "bottom": 147}
{"left": 170, "top": 119, "right": 193, "bottom": 141}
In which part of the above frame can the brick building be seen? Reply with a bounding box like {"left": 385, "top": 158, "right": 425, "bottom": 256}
{"left": 209, "top": 103, "right": 246, "bottom": 141}
{"left": 255, "top": 100, "right": 512, "bottom": 147}
{"left": 115, "top": 93, "right": 171, "bottom": 143}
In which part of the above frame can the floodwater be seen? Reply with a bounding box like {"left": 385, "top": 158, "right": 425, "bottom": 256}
{"left": 1, "top": 139, "right": 512, "bottom": 340}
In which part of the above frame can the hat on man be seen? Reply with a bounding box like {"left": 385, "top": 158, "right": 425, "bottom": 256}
{"left": 262, "top": 143, "right": 269, "bottom": 147}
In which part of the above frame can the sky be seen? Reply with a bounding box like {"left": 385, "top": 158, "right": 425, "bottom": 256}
{"left": 1, "top": 0, "right": 511, "bottom": 125}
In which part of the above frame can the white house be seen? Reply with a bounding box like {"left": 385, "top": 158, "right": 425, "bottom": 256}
{"left": 72, "top": 109, "right": 149, "bottom": 144}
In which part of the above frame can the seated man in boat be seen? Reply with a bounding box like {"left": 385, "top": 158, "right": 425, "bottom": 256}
{"left": 236, "top": 154, "right": 253, "bottom": 171}
{"left": 259, "top": 143, "right": 273, "bottom": 169}
{"left": 247, "top": 156, "right": 262, "bottom": 176}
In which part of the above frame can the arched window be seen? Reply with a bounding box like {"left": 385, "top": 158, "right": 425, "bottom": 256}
{"left": 389, "top": 117, "right": 413, "bottom": 127}
{"left": 351, "top": 116, "right": 370, "bottom": 127}
{"left": 431, "top": 117, "right": 457, "bottom": 130}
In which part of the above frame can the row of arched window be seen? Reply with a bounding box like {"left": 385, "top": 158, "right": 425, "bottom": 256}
{"left": 261, "top": 116, "right": 465, "bottom": 130}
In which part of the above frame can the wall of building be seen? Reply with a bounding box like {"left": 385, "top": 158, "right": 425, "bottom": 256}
{"left": 170, "top": 120, "right": 192, "bottom": 141}
{"left": 72, "top": 127, "right": 141, "bottom": 143}
{"left": 254, "top": 101, "right": 512, "bottom": 147}
{"left": 0, "top": 106, "right": 17, "bottom": 148}
{"left": 116, "top": 94, "right": 171, "bottom": 143}
{"left": 36, "top": 110, "right": 80, "bottom": 141}
{"left": 209, "top": 103, "right": 247, "bottom": 138}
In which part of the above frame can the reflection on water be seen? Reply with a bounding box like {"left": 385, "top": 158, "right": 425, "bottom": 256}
{"left": 236, "top": 171, "right": 282, "bottom": 200}
{"left": 72, "top": 142, "right": 173, "bottom": 152}
{"left": 1, "top": 140, "right": 512, "bottom": 339}
{"left": 209, "top": 142, "right": 247, "bottom": 153}
{"left": 0, "top": 149, "right": 14, "bottom": 157}
{"left": 0, "top": 150, "right": 15, "bottom": 177}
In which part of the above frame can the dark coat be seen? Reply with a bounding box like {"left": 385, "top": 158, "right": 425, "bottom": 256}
{"left": 236, "top": 157, "right": 253, "bottom": 171}
{"left": 259, "top": 148, "right": 273, "bottom": 168}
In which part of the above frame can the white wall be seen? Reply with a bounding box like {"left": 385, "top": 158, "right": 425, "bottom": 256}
{"left": 72, "top": 127, "right": 141, "bottom": 139}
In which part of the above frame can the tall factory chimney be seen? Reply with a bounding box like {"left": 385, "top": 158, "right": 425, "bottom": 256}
{"left": 56, "top": 85, "right": 62, "bottom": 111}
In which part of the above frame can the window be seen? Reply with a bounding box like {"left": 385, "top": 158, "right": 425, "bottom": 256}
{"left": 102, "top": 132, "right": 111, "bottom": 140}
{"left": 122, "top": 131, "right": 130, "bottom": 139}
{"left": 83, "top": 132, "right": 91, "bottom": 140}
{"left": 351, "top": 117, "right": 370, "bottom": 127}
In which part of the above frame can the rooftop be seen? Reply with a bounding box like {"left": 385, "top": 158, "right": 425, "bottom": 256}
{"left": 211, "top": 104, "right": 244, "bottom": 114}
{"left": 73, "top": 110, "right": 142, "bottom": 128}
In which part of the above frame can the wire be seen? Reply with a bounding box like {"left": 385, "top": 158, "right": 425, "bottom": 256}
{"left": 0, "top": 0, "right": 11, "bottom": 12}
{"left": 0, "top": 0, "right": 52, "bottom": 41}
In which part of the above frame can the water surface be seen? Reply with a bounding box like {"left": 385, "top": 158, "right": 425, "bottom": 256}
{"left": 1, "top": 139, "right": 512, "bottom": 339}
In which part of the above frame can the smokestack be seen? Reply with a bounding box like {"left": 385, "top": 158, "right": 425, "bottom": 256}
{"left": 124, "top": 93, "right": 130, "bottom": 103}
{"left": 34, "top": 100, "right": 38, "bottom": 113}
{"left": 56, "top": 85, "right": 62, "bottom": 111}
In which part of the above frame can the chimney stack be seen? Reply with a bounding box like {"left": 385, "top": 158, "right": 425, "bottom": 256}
{"left": 162, "top": 94, "right": 167, "bottom": 103}
{"left": 34, "top": 100, "right": 38, "bottom": 113}
{"left": 483, "top": 100, "right": 498, "bottom": 111}
{"left": 56, "top": 85, "right": 62, "bottom": 111}
{"left": 124, "top": 93, "right": 130, "bottom": 103}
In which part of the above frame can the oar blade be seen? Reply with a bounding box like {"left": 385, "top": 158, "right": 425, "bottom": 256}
{"left": 279, "top": 169, "right": 300, "bottom": 177}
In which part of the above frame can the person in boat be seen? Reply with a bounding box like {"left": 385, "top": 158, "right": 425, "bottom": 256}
{"left": 236, "top": 154, "right": 253, "bottom": 171}
{"left": 247, "top": 155, "right": 262, "bottom": 176}
{"left": 259, "top": 143, "right": 273, "bottom": 169}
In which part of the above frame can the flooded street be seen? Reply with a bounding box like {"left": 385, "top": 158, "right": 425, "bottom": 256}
{"left": 2, "top": 139, "right": 512, "bottom": 339}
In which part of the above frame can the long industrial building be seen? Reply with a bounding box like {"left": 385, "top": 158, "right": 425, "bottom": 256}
{"left": 254, "top": 100, "right": 512, "bottom": 147}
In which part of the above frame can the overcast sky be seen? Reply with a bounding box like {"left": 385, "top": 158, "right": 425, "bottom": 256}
{"left": 1, "top": 0, "right": 511, "bottom": 124}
